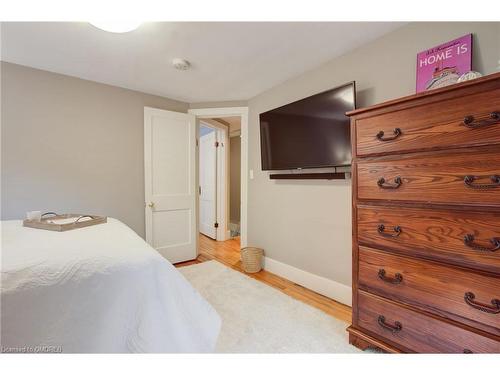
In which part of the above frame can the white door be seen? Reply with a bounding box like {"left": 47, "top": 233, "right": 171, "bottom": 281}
{"left": 144, "top": 107, "right": 197, "bottom": 263}
{"left": 199, "top": 131, "right": 217, "bottom": 239}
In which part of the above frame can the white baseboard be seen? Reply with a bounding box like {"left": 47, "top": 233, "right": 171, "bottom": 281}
{"left": 262, "top": 256, "right": 352, "bottom": 307}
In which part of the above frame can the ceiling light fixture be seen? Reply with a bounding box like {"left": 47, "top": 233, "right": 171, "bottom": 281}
{"left": 89, "top": 21, "right": 141, "bottom": 33}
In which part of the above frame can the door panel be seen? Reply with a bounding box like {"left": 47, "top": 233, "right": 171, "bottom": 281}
{"left": 151, "top": 116, "right": 191, "bottom": 195}
{"left": 144, "top": 107, "right": 197, "bottom": 263}
{"left": 199, "top": 131, "right": 217, "bottom": 239}
{"left": 152, "top": 209, "right": 191, "bottom": 248}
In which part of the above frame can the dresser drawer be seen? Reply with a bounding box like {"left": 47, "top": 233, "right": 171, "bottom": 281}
{"left": 357, "top": 290, "right": 500, "bottom": 353}
{"left": 356, "top": 149, "right": 500, "bottom": 206}
{"left": 357, "top": 205, "right": 500, "bottom": 274}
{"left": 355, "top": 87, "right": 500, "bottom": 157}
{"left": 358, "top": 246, "right": 500, "bottom": 336}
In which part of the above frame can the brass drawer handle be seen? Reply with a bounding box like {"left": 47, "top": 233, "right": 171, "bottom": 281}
{"left": 378, "top": 224, "right": 402, "bottom": 238}
{"left": 464, "top": 175, "right": 500, "bottom": 189}
{"left": 463, "top": 111, "right": 499, "bottom": 128}
{"left": 377, "top": 315, "right": 402, "bottom": 333}
{"left": 463, "top": 234, "right": 500, "bottom": 252}
{"left": 377, "top": 176, "right": 402, "bottom": 189}
{"left": 378, "top": 269, "right": 403, "bottom": 284}
{"left": 376, "top": 127, "right": 402, "bottom": 141}
{"left": 464, "top": 292, "right": 500, "bottom": 314}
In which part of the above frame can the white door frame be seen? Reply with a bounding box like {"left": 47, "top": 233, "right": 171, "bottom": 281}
{"left": 189, "top": 107, "right": 248, "bottom": 247}
{"left": 198, "top": 120, "right": 228, "bottom": 240}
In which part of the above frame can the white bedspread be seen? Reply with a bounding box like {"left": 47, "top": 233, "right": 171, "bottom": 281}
{"left": 1, "top": 219, "right": 221, "bottom": 353}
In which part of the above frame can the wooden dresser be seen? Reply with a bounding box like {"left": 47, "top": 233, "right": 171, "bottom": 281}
{"left": 347, "top": 73, "right": 500, "bottom": 353}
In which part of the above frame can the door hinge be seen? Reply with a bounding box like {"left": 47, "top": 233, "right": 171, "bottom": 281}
{"left": 199, "top": 186, "right": 201, "bottom": 195}
{"left": 196, "top": 139, "right": 199, "bottom": 147}
{"left": 214, "top": 222, "right": 219, "bottom": 228}
{"left": 215, "top": 141, "right": 219, "bottom": 147}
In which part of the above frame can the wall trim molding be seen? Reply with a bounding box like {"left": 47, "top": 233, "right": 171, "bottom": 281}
{"left": 262, "top": 256, "right": 352, "bottom": 307}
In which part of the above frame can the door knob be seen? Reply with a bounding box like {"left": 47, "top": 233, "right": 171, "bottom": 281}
{"left": 148, "top": 202, "right": 155, "bottom": 208}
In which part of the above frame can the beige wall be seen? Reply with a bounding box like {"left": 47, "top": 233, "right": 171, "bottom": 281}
{"left": 247, "top": 22, "right": 500, "bottom": 288}
{"left": 229, "top": 135, "right": 241, "bottom": 224}
{"left": 1, "top": 62, "right": 188, "bottom": 237}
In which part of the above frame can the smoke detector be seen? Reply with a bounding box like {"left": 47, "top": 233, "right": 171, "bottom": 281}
{"left": 172, "top": 58, "right": 191, "bottom": 71}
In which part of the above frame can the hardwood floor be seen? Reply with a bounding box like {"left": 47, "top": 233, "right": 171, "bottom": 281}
{"left": 176, "top": 234, "right": 352, "bottom": 323}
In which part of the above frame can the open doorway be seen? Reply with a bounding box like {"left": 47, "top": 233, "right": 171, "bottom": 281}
{"left": 197, "top": 116, "right": 241, "bottom": 243}
{"left": 190, "top": 107, "right": 248, "bottom": 251}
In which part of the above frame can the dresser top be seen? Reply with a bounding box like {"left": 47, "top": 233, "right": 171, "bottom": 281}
{"left": 347, "top": 71, "right": 500, "bottom": 117}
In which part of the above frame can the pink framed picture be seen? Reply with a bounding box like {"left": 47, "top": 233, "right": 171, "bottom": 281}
{"left": 416, "top": 34, "right": 473, "bottom": 93}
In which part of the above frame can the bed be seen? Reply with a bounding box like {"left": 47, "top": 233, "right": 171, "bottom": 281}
{"left": 0, "top": 218, "right": 221, "bottom": 353}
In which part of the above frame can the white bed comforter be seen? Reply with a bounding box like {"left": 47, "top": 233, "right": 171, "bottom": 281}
{"left": 1, "top": 218, "right": 221, "bottom": 353}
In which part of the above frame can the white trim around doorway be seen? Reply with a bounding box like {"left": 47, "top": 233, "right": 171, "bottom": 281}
{"left": 188, "top": 107, "right": 249, "bottom": 248}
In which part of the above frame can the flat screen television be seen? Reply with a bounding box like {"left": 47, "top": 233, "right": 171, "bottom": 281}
{"left": 259, "top": 82, "right": 355, "bottom": 170}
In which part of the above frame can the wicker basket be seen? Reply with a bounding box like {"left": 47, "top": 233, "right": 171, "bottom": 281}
{"left": 240, "top": 247, "right": 264, "bottom": 273}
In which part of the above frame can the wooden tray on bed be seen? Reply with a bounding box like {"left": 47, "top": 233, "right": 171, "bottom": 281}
{"left": 23, "top": 213, "right": 107, "bottom": 232}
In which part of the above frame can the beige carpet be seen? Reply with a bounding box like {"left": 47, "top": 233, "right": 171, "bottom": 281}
{"left": 179, "top": 261, "right": 361, "bottom": 353}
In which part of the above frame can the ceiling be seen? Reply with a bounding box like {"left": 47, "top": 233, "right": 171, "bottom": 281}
{"left": 0, "top": 22, "right": 404, "bottom": 103}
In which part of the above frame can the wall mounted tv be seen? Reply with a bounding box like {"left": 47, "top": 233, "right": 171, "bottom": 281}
{"left": 260, "top": 82, "right": 355, "bottom": 171}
